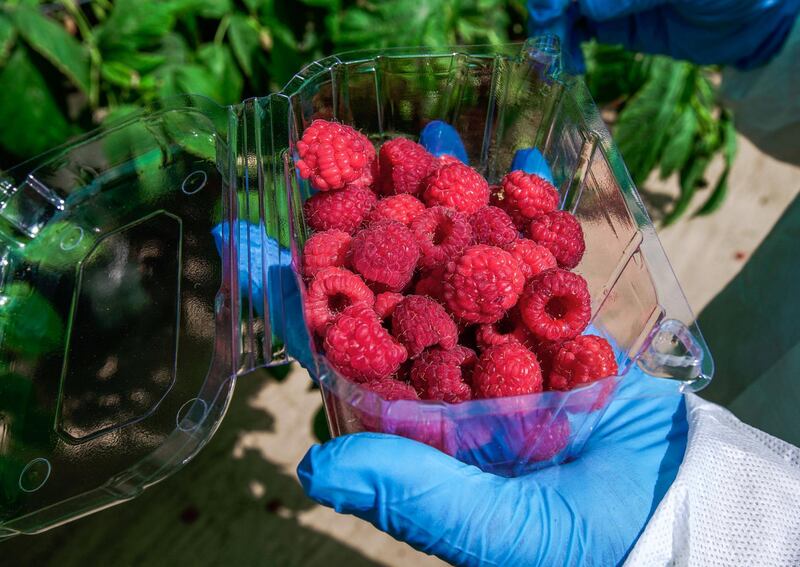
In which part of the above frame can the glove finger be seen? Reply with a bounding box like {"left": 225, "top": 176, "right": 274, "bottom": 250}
{"left": 298, "top": 432, "right": 545, "bottom": 565}
{"left": 510, "top": 148, "right": 555, "bottom": 184}
{"left": 419, "top": 120, "right": 469, "bottom": 164}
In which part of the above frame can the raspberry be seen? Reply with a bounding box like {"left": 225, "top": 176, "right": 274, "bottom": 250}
{"left": 548, "top": 335, "right": 618, "bottom": 391}
{"left": 475, "top": 309, "right": 534, "bottom": 351}
{"left": 410, "top": 345, "right": 475, "bottom": 403}
{"left": 347, "top": 144, "right": 378, "bottom": 190}
{"left": 304, "top": 267, "right": 375, "bottom": 336}
{"left": 304, "top": 186, "right": 377, "bottom": 234}
{"left": 350, "top": 221, "right": 420, "bottom": 291}
{"left": 423, "top": 162, "right": 490, "bottom": 214}
{"left": 518, "top": 269, "right": 591, "bottom": 342}
{"left": 442, "top": 244, "right": 525, "bottom": 324}
{"left": 528, "top": 210, "right": 586, "bottom": 269}
{"left": 503, "top": 238, "right": 557, "bottom": 282}
{"left": 324, "top": 304, "right": 407, "bottom": 382}
{"left": 367, "top": 194, "right": 426, "bottom": 226}
{"left": 374, "top": 291, "right": 404, "bottom": 322}
{"left": 516, "top": 410, "right": 570, "bottom": 461}
{"left": 470, "top": 206, "right": 518, "bottom": 247}
{"left": 472, "top": 343, "right": 543, "bottom": 398}
{"left": 532, "top": 339, "right": 562, "bottom": 379}
{"left": 498, "top": 170, "right": 559, "bottom": 228}
{"left": 411, "top": 206, "right": 473, "bottom": 271}
{"left": 302, "top": 229, "right": 351, "bottom": 278}
{"left": 414, "top": 265, "right": 446, "bottom": 302}
{"left": 377, "top": 138, "right": 436, "bottom": 196}
{"left": 362, "top": 377, "right": 419, "bottom": 401}
{"left": 391, "top": 295, "right": 458, "bottom": 358}
{"left": 436, "top": 154, "right": 461, "bottom": 167}
{"left": 296, "top": 120, "right": 375, "bottom": 191}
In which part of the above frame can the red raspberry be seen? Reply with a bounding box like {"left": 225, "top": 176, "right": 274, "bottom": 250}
{"left": 302, "top": 229, "right": 351, "bottom": 278}
{"left": 528, "top": 210, "right": 586, "bottom": 269}
{"left": 374, "top": 291, "right": 404, "bottom": 322}
{"left": 411, "top": 206, "right": 473, "bottom": 271}
{"left": 516, "top": 410, "right": 570, "bottom": 461}
{"left": 391, "top": 295, "right": 458, "bottom": 358}
{"left": 443, "top": 244, "right": 525, "bottom": 324}
{"left": 304, "top": 186, "right": 377, "bottom": 234}
{"left": 350, "top": 221, "right": 420, "bottom": 292}
{"left": 518, "top": 269, "right": 591, "bottom": 342}
{"left": 304, "top": 267, "right": 375, "bottom": 336}
{"left": 423, "top": 162, "right": 489, "bottom": 214}
{"left": 498, "top": 170, "right": 559, "bottom": 228}
{"left": 532, "top": 339, "right": 562, "bottom": 379}
{"left": 470, "top": 206, "right": 518, "bottom": 247}
{"left": 324, "top": 304, "right": 407, "bottom": 382}
{"left": 362, "top": 377, "right": 419, "bottom": 401}
{"left": 367, "top": 194, "right": 426, "bottom": 226}
{"left": 377, "top": 138, "right": 436, "bottom": 196}
{"left": 436, "top": 154, "right": 461, "bottom": 168}
{"left": 410, "top": 345, "right": 475, "bottom": 403}
{"left": 472, "top": 343, "right": 543, "bottom": 398}
{"left": 503, "top": 238, "right": 557, "bottom": 282}
{"left": 347, "top": 143, "right": 378, "bottom": 190}
{"left": 296, "top": 120, "right": 375, "bottom": 191}
{"left": 475, "top": 309, "right": 534, "bottom": 351}
{"left": 548, "top": 335, "right": 618, "bottom": 391}
{"left": 414, "top": 265, "right": 446, "bottom": 302}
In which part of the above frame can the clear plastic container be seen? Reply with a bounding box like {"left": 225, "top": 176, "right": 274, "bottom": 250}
{"left": 0, "top": 38, "right": 712, "bottom": 538}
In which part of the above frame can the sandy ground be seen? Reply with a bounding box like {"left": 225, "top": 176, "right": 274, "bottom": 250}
{"left": 4, "top": 135, "right": 799, "bottom": 566}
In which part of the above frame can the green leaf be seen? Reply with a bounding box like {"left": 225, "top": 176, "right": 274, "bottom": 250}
{"left": 614, "top": 57, "right": 691, "bottom": 185}
{"left": 301, "top": 0, "right": 339, "bottom": 6}
{"left": 659, "top": 108, "right": 698, "bottom": 180}
{"left": 11, "top": 5, "right": 90, "bottom": 93}
{"left": 106, "top": 50, "right": 166, "bottom": 73}
{"left": 0, "top": 47, "right": 72, "bottom": 159}
{"left": 197, "top": 43, "right": 243, "bottom": 105}
{"left": 696, "top": 167, "right": 729, "bottom": 216}
{"left": 166, "top": 0, "right": 233, "bottom": 18}
{"left": 228, "top": 14, "right": 261, "bottom": 77}
{"left": 101, "top": 60, "right": 139, "bottom": 88}
{"left": 0, "top": 283, "right": 63, "bottom": 357}
{"left": 663, "top": 155, "right": 710, "bottom": 225}
{"left": 0, "top": 14, "right": 16, "bottom": 66}
{"left": 174, "top": 64, "right": 222, "bottom": 100}
{"left": 97, "top": 0, "right": 176, "bottom": 52}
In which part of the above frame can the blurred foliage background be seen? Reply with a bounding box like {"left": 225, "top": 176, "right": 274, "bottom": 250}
{"left": 0, "top": 0, "right": 733, "bottom": 222}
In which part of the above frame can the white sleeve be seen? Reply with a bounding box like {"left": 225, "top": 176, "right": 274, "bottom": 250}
{"left": 624, "top": 394, "right": 800, "bottom": 567}
{"left": 720, "top": 16, "right": 800, "bottom": 165}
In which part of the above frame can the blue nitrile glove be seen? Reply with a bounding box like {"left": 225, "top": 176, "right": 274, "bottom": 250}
{"left": 420, "top": 120, "right": 555, "bottom": 185}
{"left": 528, "top": 0, "right": 800, "bottom": 72}
{"left": 420, "top": 120, "right": 469, "bottom": 164}
{"left": 511, "top": 148, "right": 555, "bottom": 184}
{"left": 298, "top": 371, "right": 688, "bottom": 566}
{"left": 212, "top": 221, "right": 313, "bottom": 369}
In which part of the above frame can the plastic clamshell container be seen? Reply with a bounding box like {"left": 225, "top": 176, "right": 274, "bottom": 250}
{"left": 0, "top": 38, "right": 711, "bottom": 538}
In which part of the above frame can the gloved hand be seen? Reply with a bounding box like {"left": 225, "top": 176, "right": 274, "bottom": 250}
{"left": 528, "top": 0, "right": 800, "bottom": 71}
{"left": 298, "top": 370, "right": 688, "bottom": 566}
{"left": 212, "top": 221, "right": 314, "bottom": 369}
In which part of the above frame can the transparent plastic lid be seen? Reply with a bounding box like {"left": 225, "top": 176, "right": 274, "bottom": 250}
{"left": 0, "top": 93, "right": 302, "bottom": 538}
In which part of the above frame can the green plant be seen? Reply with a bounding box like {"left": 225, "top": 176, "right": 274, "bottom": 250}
{"left": 0, "top": 1, "right": 734, "bottom": 222}
{"left": 583, "top": 43, "right": 736, "bottom": 224}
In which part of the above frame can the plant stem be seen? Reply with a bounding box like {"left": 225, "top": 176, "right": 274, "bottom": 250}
{"left": 59, "top": 0, "right": 101, "bottom": 108}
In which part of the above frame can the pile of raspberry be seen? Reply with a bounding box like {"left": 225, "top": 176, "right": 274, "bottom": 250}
{"left": 298, "top": 119, "right": 618, "bottom": 411}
